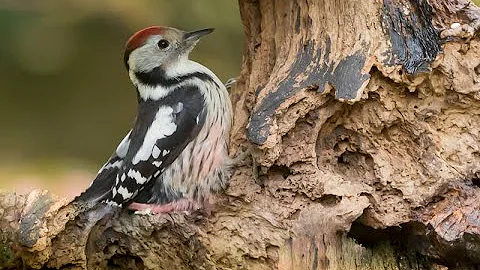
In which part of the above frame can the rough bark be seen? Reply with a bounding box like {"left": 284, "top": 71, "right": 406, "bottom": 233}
{"left": 1, "top": 0, "right": 480, "bottom": 269}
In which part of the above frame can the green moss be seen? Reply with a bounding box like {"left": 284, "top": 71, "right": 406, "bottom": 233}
{"left": 0, "top": 240, "right": 14, "bottom": 267}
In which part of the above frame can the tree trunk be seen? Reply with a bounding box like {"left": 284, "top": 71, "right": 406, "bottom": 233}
{"left": 1, "top": 0, "right": 480, "bottom": 269}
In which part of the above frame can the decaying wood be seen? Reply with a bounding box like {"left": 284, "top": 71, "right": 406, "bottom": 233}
{"left": 1, "top": 0, "right": 480, "bottom": 269}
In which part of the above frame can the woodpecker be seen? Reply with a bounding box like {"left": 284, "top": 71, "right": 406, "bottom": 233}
{"left": 75, "top": 26, "right": 232, "bottom": 214}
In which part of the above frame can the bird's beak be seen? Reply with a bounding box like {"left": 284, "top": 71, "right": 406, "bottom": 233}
{"left": 184, "top": 28, "right": 214, "bottom": 47}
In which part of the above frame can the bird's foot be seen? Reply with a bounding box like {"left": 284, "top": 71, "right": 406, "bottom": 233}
{"left": 132, "top": 207, "right": 154, "bottom": 216}
{"left": 128, "top": 198, "right": 201, "bottom": 214}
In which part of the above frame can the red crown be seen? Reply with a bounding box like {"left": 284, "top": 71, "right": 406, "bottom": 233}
{"left": 125, "top": 26, "right": 167, "bottom": 52}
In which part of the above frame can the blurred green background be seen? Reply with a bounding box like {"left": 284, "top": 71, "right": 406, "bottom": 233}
{"left": 0, "top": 1, "right": 243, "bottom": 197}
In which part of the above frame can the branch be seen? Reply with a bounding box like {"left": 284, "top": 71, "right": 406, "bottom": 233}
{"left": 1, "top": 177, "right": 479, "bottom": 269}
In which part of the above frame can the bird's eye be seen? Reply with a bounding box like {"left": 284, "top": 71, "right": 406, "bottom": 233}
{"left": 157, "top": 39, "right": 170, "bottom": 49}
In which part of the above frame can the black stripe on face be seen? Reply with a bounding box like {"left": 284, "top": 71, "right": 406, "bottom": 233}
{"left": 135, "top": 66, "right": 220, "bottom": 88}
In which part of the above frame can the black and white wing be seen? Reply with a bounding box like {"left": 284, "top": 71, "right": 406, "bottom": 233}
{"left": 74, "top": 130, "right": 131, "bottom": 205}
{"left": 105, "top": 85, "right": 206, "bottom": 206}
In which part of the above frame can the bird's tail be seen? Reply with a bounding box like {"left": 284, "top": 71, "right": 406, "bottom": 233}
{"left": 73, "top": 169, "right": 117, "bottom": 208}
{"left": 76, "top": 202, "right": 117, "bottom": 231}
{"left": 72, "top": 176, "right": 119, "bottom": 234}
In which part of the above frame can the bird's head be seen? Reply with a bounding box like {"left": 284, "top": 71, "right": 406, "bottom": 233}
{"left": 124, "top": 26, "right": 214, "bottom": 73}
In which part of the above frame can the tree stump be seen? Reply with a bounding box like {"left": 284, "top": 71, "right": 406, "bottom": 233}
{"left": 1, "top": 0, "right": 480, "bottom": 269}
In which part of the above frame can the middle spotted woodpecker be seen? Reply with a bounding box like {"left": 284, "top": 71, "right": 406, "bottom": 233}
{"left": 75, "top": 26, "right": 233, "bottom": 214}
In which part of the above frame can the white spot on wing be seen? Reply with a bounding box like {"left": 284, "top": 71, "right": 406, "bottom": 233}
{"left": 106, "top": 200, "right": 120, "bottom": 207}
{"left": 173, "top": 102, "right": 183, "bottom": 113}
{"left": 152, "top": 145, "right": 161, "bottom": 159}
{"left": 162, "top": 149, "right": 170, "bottom": 156}
{"left": 127, "top": 169, "right": 149, "bottom": 184}
{"left": 152, "top": 161, "right": 163, "bottom": 167}
{"left": 117, "top": 186, "right": 133, "bottom": 199}
{"left": 121, "top": 173, "right": 126, "bottom": 181}
{"left": 154, "top": 171, "right": 161, "bottom": 177}
{"left": 97, "top": 159, "right": 123, "bottom": 174}
{"left": 112, "top": 187, "right": 117, "bottom": 196}
{"left": 132, "top": 106, "right": 177, "bottom": 165}
{"left": 116, "top": 130, "right": 132, "bottom": 158}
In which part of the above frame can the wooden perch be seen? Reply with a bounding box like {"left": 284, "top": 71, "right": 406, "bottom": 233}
{"left": 2, "top": 0, "right": 480, "bottom": 269}
{"left": 1, "top": 183, "right": 479, "bottom": 269}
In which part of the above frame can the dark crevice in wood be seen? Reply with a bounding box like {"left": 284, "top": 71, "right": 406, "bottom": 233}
{"left": 348, "top": 220, "right": 480, "bottom": 268}
{"left": 471, "top": 176, "right": 480, "bottom": 188}
{"left": 267, "top": 164, "right": 291, "bottom": 180}
{"left": 107, "top": 254, "right": 145, "bottom": 270}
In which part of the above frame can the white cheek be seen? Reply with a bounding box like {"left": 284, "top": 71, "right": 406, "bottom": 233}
{"left": 129, "top": 45, "right": 165, "bottom": 72}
